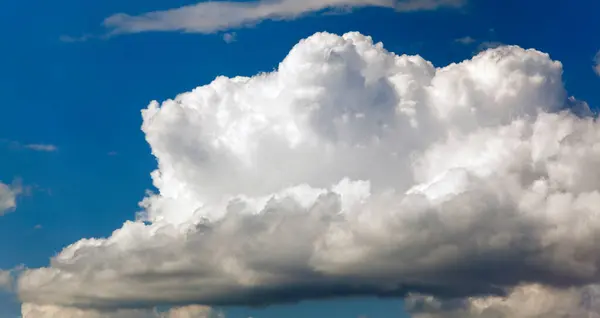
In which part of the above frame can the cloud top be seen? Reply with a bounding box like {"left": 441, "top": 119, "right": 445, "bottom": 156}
{"left": 17, "top": 32, "right": 600, "bottom": 315}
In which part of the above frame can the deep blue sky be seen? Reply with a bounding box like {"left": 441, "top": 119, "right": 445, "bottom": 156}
{"left": 0, "top": 0, "right": 598, "bottom": 316}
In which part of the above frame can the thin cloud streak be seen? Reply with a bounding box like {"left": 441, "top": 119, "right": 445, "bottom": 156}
{"left": 102, "top": 0, "right": 464, "bottom": 35}
{"left": 24, "top": 144, "right": 58, "bottom": 152}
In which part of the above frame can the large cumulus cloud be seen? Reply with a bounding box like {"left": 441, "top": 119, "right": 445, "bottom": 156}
{"left": 17, "top": 32, "right": 600, "bottom": 315}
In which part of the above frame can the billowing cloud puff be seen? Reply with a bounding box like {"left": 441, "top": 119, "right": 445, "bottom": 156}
{"left": 21, "top": 304, "right": 216, "bottom": 318}
{"left": 17, "top": 32, "right": 600, "bottom": 315}
{"left": 406, "top": 283, "right": 600, "bottom": 317}
{"left": 0, "top": 181, "right": 20, "bottom": 216}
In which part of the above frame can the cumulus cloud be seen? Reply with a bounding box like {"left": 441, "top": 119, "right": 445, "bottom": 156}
{"left": 17, "top": 32, "right": 600, "bottom": 316}
{"left": 21, "top": 304, "right": 216, "bottom": 318}
{"left": 0, "top": 180, "right": 21, "bottom": 216}
{"left": 103, "top": 0, "right": 464, "bottom": 35}
{"left": 406, "top": 283, "right": 600, "bottom": 317}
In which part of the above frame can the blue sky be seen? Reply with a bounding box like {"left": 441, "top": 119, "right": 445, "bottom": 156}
{"left": 1, "top": 0, "right": 599, "bottom": 317}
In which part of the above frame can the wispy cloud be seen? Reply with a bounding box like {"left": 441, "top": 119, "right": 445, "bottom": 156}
{"left": 223, "top": 32, "right": 237, "bottom": 43}
{"left": 477, "top": 40, "right": 504, "bottom": 51}
{"left": 59, "top": 34, "right": 94, "bottom": 43}
{"left": 24, "top": 144, "right": 58, "bottom": 152}
{"left": 455, "top": 36, "right": 475, "bottom": 44}
{"left": 594, "top": 50, "right": 600, "bottom": 76}
{"left": 101, "top": 0, "right": 464, "bottom": 36}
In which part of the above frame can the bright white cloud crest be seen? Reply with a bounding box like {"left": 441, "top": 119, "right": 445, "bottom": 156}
{"left": 18, "top": 32, "right": 600, "bottom": 315}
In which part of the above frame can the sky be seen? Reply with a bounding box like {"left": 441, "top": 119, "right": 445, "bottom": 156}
{"left": 1, "top": 0, "right": 600, "bottom": 317}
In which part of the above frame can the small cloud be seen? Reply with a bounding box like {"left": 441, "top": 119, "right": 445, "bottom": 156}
{"left": 59, "top": 34, "right": 93, "bottom": 43}
{"left": 34, "top": 224, "right": 42, "bottom": 230}
{"left": 0, "top": 179, "right": 23, "bottom": 216}
{"left": 107, "top": 151, "right": 118, "bottom": 156}
{"left": 477, "top": 41, "right": 504, "bottom": 51}
{"left": 594, "top": 51, "right": 600, "bottom": 76}
{"left": 455, "top": 36, "right": 475, "bottom": 45}
{"left": 223, "top": 32, "right": 237, "bottom": 43}
{"left": 24, "top": 144, "right": 57, "bottom": 152}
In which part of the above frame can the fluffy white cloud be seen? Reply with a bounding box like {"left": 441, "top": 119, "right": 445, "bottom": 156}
{"left": 103, "top": 0, "right": 464, "bottom": 35}
{"left": 406, "top": 283, "right": 600, "bottom": 317}
{"left": 21, "top": 304, "right": 216, "bottom": 318}
{"left": 18, "top": 32, "right": 600, "bottom": 315}
{"left": 0, "top": 181, "right": 20, "bottom": 216}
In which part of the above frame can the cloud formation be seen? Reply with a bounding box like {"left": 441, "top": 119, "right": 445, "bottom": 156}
{"left": 0, "top": 181, "right": 21, "bottom": 216}
{"left": 406, "top": 283, "right": 600, "bottom": 317}
{"left": 454, "top": 36, "right": 475, "bottom": 44}
{"left": 222, "top": 32, "right": 237, "bottom": 43}
{"left": 17, "top": 32, "right": 600, "bottom": 316}
{"left": 24, "top": 144, "right": 58, "bottom": 152}
{"left": 21, "top": 304, "right": 216, "bottom": 318}
{"left": 103, "top": 0, "right": 464, "bottom": 35}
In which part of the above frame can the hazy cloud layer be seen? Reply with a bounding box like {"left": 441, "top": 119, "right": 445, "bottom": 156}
{"left": 103, "top": 0, "right": 464, "bottom": 35}
{"left": 18, "top": 32, "right": 600, "bottom": 316}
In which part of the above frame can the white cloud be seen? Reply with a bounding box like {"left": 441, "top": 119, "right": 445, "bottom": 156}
{"left": 406, "top": 283, "right": 600, "bottom": 317}
{"left": 21, "top": 304, "right": 217, "bottom": 318}
{"left": 24, "top": 144, "right": 57, "bottom": 152}
{"left": 223, "top": 32, "right": 237, "bottom": 43}
{"left": 454, "top": 36, "right": 475, "bottom": 44}
{"left": 17, "top": 32, "right": 600, "bottom": 315}
{"left": 594, "top": 50, "right": 600, "bottom": 76}
{"left": 103, "top": 0, "right": 464, "bottom": 35}
{"left": 0, "top": 181, "right": 21, "bottom": 216}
